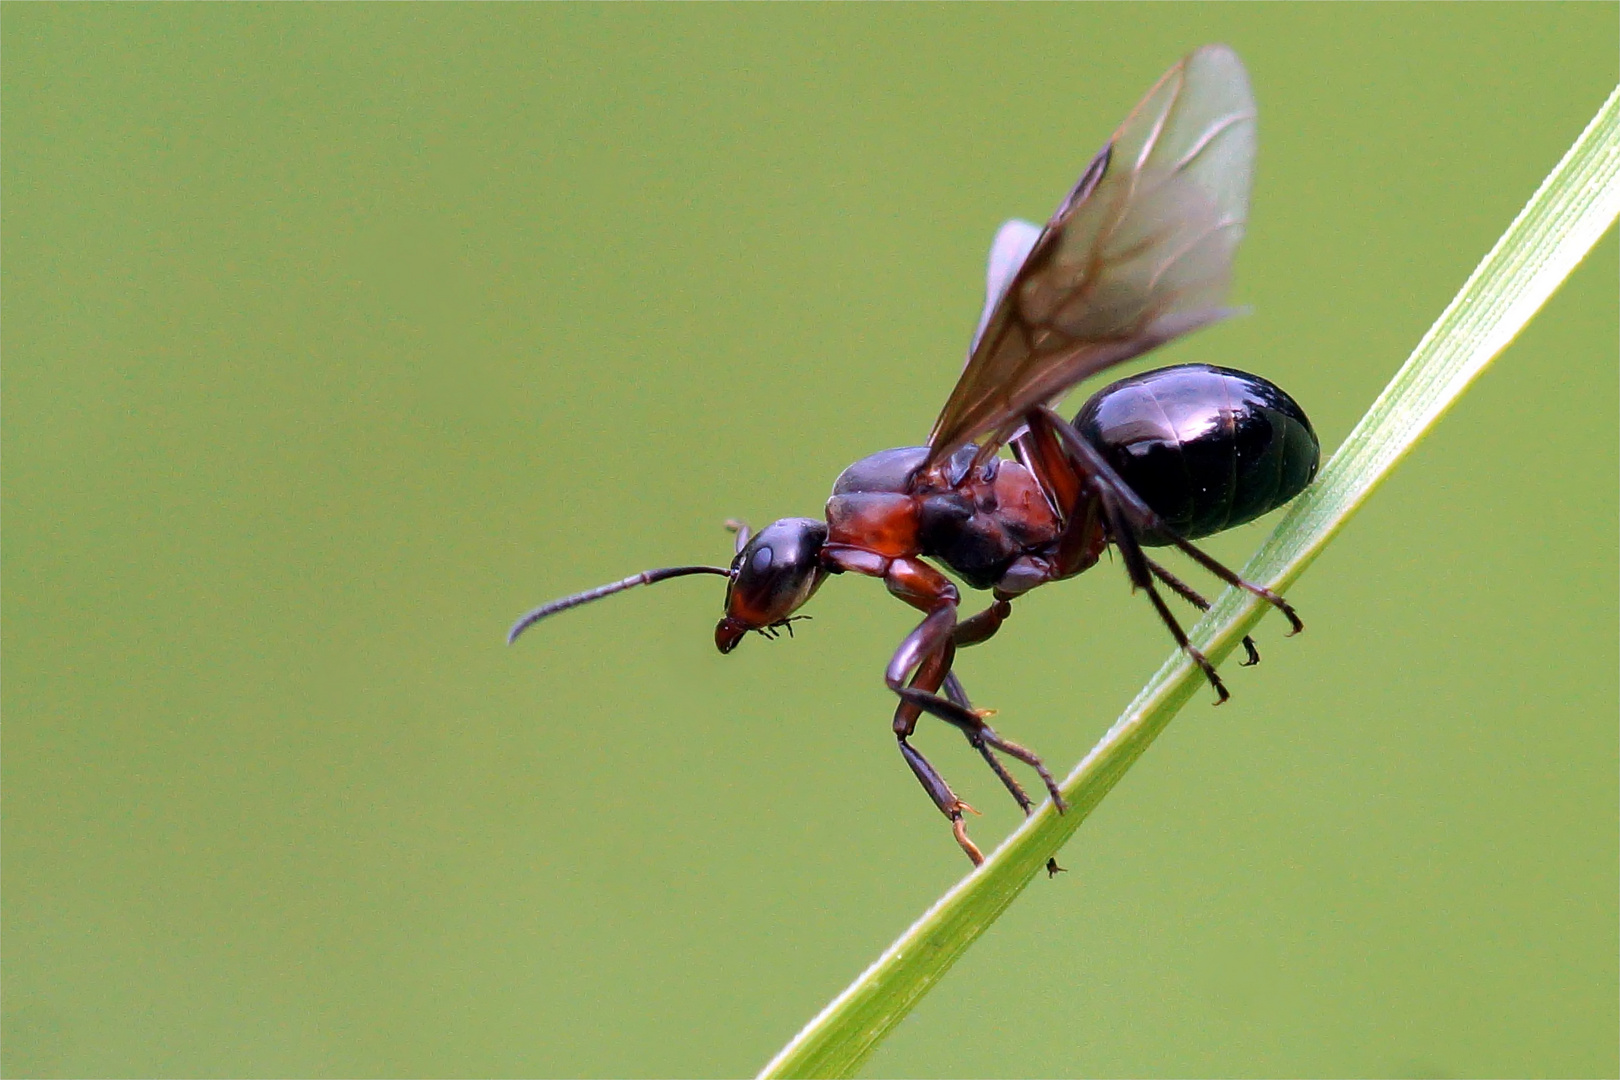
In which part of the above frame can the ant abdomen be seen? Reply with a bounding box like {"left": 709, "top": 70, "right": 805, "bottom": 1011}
{"left": 1075, "top": 364, "right": 1320, "bottom": 544}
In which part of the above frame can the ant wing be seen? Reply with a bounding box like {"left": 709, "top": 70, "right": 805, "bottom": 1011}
{"left": 927, "top": 44, "right": 1256, "bottom": 467}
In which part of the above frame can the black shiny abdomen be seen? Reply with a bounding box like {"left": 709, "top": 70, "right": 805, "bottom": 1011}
{"left": 1074, "top": 364, "right": 1319, "bottom": 544}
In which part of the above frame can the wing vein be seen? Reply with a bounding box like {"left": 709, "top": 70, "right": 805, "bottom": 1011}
{"left": 1133, "top": 65, "right": 1186, "bottom": 174}
{"left": 1144, "top": 215, "right": 1244, "bottom": 295}
{"left": 1169, "top": 109, "right": 1256, "bottom": 176}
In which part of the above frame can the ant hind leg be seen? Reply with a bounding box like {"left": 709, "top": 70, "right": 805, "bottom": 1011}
{"left": 1036, "top": 405, "right": 1304, "bottom": 636}
{"left": 1146, "top": 556, "right": 1262, "bottom": 666}
{"left": 1096, "top": 490, "right": 1229, "bottom": 704}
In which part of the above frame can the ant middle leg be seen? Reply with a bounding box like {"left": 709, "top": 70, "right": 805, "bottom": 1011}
{"left": 890, "top": 652, "right": 1064, "bottom": 814}
{"left": 893, "top": 670, "right": 1065, "bottom": 867}
{"left": 944, "top": 669, "right": 1069, "bottom": 880}
{"left": 903, "top": 683, "right": 1065, "bottom": 810}
{"left": 941, "top": 670, "right": 1034, "bottom": 815}
{"left": 954, "top": 598, "right": 1012, "bottom": 647}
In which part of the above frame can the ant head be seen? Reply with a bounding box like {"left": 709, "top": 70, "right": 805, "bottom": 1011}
{"left": 715, "top": 517, "right": 828, "bottom": 653}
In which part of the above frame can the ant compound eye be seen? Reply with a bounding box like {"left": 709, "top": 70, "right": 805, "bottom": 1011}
{"left": 750, "top": 545, "right": 773, "bottom": 575}
{"left": 722, "top": 517, "right": 828, "bottom": 636}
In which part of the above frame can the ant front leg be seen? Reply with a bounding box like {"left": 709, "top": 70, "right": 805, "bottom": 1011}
{"left": 892, "top": 612, "right": 1037, "bottom": 819}
{"left": 822, "top": 548, "right": 1063, "bottom": 865}
{"left": 884, "top": 560, "right": 1065, "bottom": 826}
{"left": 880, "top": 560, "right": 985, "bottom": 864}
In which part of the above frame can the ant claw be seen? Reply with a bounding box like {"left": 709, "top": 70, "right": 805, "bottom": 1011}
{"left": 952, "top": 817, "right": 985, "bottom": 866}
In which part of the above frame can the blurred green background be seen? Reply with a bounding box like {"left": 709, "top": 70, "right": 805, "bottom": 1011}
{"left": 4, "top": 5, "right": 1615, "bottom": 1078}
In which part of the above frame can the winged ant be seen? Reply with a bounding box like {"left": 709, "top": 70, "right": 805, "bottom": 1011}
{"left": 510, "top": 45, "right": 1319, "bottom": 866}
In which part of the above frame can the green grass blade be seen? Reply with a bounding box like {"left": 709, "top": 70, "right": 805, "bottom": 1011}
{"left": 760, "top": 84, "right": 1620, "bottom": 1080}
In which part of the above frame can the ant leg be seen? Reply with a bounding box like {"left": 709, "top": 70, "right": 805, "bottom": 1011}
{"left": 942, "top": 671, "right": 1035, "bottom": 815}
{"left": 1036, "top": 406, "right": 1304, "bottom": 635}
{"left": 901, "top": 684, "right": 1067, "bottom": 811}
{"left": 1146, "top": 557, "right": 1261, "bottom": 666}
{"left": 885, "top": 605, "right": 959, "bottom": 696}
{"left": 887, "top": 628, "right": 1023, "bottom": 816}
{"left": 882, "top": 566, "right": 986, "bottom": 864}
{"left": 1015, "top": 411, "right": 1110, "bottom": 578}
{"left": 817, "top": 548, "right": 1025, "bottom": 858}
{"left": 1096, "top": 488, "right": 1229, "bottom": 704}
{"left": 885, "top": 611, "right": 1064, "bottom": 810}
{"left": 946, "top": 670, "right": 1067, "bottom": 883}
{"left": 893, "top": 598, "right": 1033, "bottom": 816}
{"left": 883, "top": 578, "right": 1064, "bottom": 810}
{"left": 882, "top": 562, "right": 1062, "bottom": 861}
{"left": 954, "top": 598, "right": 1012, "bottom": 648}
{"left": 896, "top": 732, "right": 984, "bottom": 865}
{"left": 894, "top": 638, "right": 1032, "bottom": 864}
{"left": 892, "top": 631, "right": 960, "bottom": 738}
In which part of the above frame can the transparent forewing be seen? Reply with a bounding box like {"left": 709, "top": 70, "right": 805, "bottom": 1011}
{"left": 927, "top": 45, "right": 1256, "bottom": 465}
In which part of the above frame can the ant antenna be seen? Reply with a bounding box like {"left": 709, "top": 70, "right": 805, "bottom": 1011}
{"left": 507, "top": 565, "right": 731, "bottom": 644}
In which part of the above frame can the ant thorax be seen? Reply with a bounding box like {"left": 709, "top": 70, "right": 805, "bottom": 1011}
{"left": 914, "top": 457, "right": 1060, "bottom": 591}
{"left": 823, "top": 444, "right": 1060, "bottom": 591}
